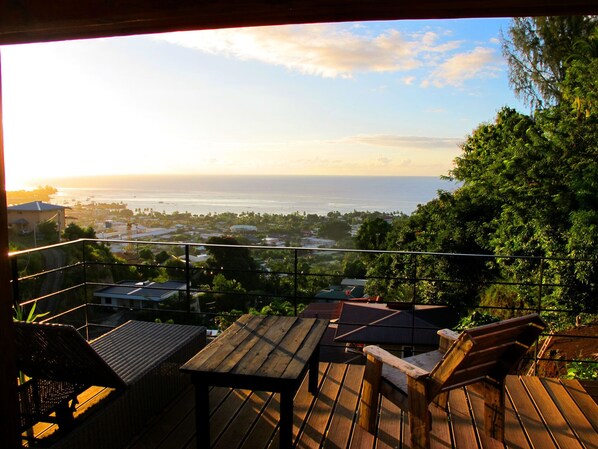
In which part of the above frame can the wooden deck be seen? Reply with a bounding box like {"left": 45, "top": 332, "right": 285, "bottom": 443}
{"left": 124, "top": 362, "right": 598, "bottom": 449}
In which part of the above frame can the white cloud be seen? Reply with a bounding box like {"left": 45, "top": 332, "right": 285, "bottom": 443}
{"left": 158, "top": 25, "right": 426, "bottom": 78}
{"left": 156, "top": 24, "right": 485, "bottom": 80}
{"left": 347, "top": 134, "right": 462, "bottom": 150}
{"left": 425, "top": 46, "right": 502, "bottom": 88}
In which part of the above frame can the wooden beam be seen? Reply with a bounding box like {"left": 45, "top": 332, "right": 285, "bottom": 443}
{"left": 0, "top": 51, "right": 22, "bottom": 449}
{"left": 0, "top": 0, "right": 597, "bottom": 46}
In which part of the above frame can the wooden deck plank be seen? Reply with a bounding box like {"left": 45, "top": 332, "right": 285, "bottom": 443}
{"left": 157, "top": 388, "right": 237, "bottom": 449}
{"left": 347, "top": 419, "right": 375, "bottom": 449}
{"left": 264, "top": 363, "right": 330, "bottom": 449}
{"left": 296, "top": 363, "right": 346, "bottom": 449}
{"left": 559, "top": 379, "right": 598, "bottom": 432}
{"left": 376, "top": 396, "right": 402, "bottom": 449}
{"left": 448, "top": 388, "right": 481, "bottom": 449}
{"left": 210, "top": 389, "right": 252, "bottom": 445}
{"left": 464, "top": 387, "right": 503, "bottom": 449}
{"left": 503, "top": 387, "right": 532, "bottom": 449}
{"left": 521, "top": 377, "right": 584, "bottom": 449}
{"left": 322, "top": 363, "right": 364, "bottom": 449}
{"left": 539, "top": 378, "right": 598, "bottom": 449}
{"left": 430, "top": 404, "right": 452, "bottom": 449}
{"left": 505, "top": 377, "right": 558, "bottom": 449}
{"left": 213, "top": 390, "right": 271, "bottom": 449}
{"left": 237, "top": 391, "right": 279, "bottom": 449}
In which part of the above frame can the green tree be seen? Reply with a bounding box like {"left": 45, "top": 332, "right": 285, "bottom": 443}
{"left": 354, "top": 217, "right": 391, "bottom": 252}
{"left": 206, "top": 236, "right": 259, "bottom": 290}
{"left": 63, "top": 222, "right": 96, "bottom": 240}
{"left": 36, "top": 220, "right": 59, "bottom": 244}
{"left": 318, "top": 219, "right": 351, "bottom": 241}
{"left": 502, "top": 16, "right": 597, "bottom": 109}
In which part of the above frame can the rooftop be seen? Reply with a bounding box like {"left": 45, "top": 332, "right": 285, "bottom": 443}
{"left": 7, "top": 201, "right": 68, "bottom": 212}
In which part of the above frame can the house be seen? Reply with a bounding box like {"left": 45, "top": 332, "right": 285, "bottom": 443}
{"left": 301, "top": 236, "right": 336, "bottom": 248}
{"left": 315, "top": 278, "right": 367, "bottom": 301}
{"left": 94, "top": 280, "right": 186, "bottom": 310}
{"left": 7, "top": 201, "right": 69, "bottom": 235}
{"left": 333, "top": 302, "right": 459, "bottom": 356}
{"left": 230, "top": 224, "right": 258, "bottom": 233}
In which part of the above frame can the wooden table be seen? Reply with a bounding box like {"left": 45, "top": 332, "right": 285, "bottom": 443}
{"left": 180, "top": 314, "right": 329, "bottom": 449}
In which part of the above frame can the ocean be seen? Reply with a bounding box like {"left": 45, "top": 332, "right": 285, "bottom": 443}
{"left": 41, "top": 175, "right": 459, "bottom": 216}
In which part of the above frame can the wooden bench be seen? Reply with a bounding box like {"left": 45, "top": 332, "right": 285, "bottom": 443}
{"left": 15, "top": 320, "right": 206, "bottom": 449}
{"left": 359, "top": 313, "right": 546, "bottom": 449}
{"left": 181, "top": 314, "right": 328, "bottom": 449}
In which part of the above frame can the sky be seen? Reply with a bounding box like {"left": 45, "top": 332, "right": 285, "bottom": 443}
{"left": 0, "top": 18, "right": 526, "bottom": 190}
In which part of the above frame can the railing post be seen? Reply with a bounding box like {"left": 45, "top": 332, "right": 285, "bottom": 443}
{"left": 537, "top": 258, "right": 544, "bottom": 315}
{"left": 533, "top": 257, "right": 545, "bottom": 375}
{"left": 410, "top": 253, "right": 418, "bottom": 352}
{"left": 82, "top": 240, "right": 89, "bottom": 339}
{"left": 293, "top": 249, "right": 298, "bottom": 316}
{"left": 185, "top": 244, "right": 191, "bottom": 316}
{"left": 10, "top": 255, "right": 19, "bottom": 307}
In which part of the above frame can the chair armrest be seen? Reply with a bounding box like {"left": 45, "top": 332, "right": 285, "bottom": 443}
{"left": 363, "top": 346, "right": 429, "bottom": 379}
{"left": 437, "top": 329, "right": 459, "bottom": 353}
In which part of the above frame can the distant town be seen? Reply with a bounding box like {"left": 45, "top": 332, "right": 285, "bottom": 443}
{"left": 7, "top": 186, "right": 402, "bottom": 253}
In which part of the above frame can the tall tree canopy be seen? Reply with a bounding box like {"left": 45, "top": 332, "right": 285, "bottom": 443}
{"left": 367, "top": 16, "right": 597, "bottom": 316}
{"left": 502, "top": 16, "right": 597, "bottom": 110}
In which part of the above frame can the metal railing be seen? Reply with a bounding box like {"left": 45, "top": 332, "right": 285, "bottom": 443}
{"left": 9, "top": 238, "right": 598, "bottom": 377}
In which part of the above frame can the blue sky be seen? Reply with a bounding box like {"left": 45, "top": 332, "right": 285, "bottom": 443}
{"left": 1, "top": 18, "right": 525, "bottom": 189}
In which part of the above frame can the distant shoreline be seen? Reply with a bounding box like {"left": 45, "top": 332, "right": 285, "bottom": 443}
{"left": 30, "top": 175, "right": 459, "bottom": 216}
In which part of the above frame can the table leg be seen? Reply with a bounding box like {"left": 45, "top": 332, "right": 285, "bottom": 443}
{"left": 308, "top": 348, "right": 320, "bottom": 395}
{"left": 195, "top": 383, "right": 210, "bottom": 449}
{"left": 280, "top": 391, "right": 293, "bottom": 449}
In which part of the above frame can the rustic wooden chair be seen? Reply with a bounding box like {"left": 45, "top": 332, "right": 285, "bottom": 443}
{"left": 15, "top": 320, "right": 206, "bottom": 448}
{"left": 359, "top": 313, "right": 546, "bottom": 449}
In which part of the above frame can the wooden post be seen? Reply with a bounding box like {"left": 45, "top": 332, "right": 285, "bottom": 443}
{"left": 407, "top": 377, "right": 431, "bottom": 449}
{"left": 0, "top": 49, "right": 23, "bottom": 449}
{"left": 359, "top": 353, "right": 382, "bottom": 433}
{"left": 483, "top": 382, "right": 505, "bottom": 442}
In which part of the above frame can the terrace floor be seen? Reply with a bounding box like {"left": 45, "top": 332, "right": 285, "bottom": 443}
{"left": 124, "top": 362, "right": 598, "bottom": 449}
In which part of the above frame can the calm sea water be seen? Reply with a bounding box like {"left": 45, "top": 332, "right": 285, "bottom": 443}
{"left": 41, "top": 175, "right": 458, "bottom": 216}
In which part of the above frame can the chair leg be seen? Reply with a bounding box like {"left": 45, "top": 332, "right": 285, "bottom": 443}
{"left": 483, "top": 383, "right": 505, "bottom": 442}
{"left": 359, "top": 353, "right": 382, "bottom": 433}
{"left": 408, "top": 378, "right": 430, "bottom": 449}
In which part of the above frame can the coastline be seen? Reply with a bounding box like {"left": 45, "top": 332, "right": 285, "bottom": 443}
{"left": 38, "top": 174, "right": 459, "bottom": 216}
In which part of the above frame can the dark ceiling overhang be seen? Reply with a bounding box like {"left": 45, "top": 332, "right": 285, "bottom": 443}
{"left": 0, "top": 0, "right": 596, "bottom": 46}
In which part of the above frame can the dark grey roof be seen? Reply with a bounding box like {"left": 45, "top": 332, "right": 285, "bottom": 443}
{"left": 8, "top": 201, "right": 67, "bottom": 212}
{"left": 94, "top": 280, "right": 186, "bottom": 302}
{"left": 334, "top": 302, "right": 458, "bottom": 347}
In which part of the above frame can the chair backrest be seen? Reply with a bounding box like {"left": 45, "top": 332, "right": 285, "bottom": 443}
{"left": 429, "top": 314, "right": 546, "bottom": 394}
{"left": 14, "top": 321, "right": 127, "bottom": 389}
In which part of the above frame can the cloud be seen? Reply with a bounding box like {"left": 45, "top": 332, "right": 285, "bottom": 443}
{"left": 347, "top": 134, "right": 462, "bottom": 150}
{"left": 158, "top": 24, "right": 494, "bottom": 79}
{"left": 158, "top": 25, "right": 429, "bottom": 78}
{"left": 157, "top": 24, "right": 503, "bottom": 88}
{"left": 425, "top": 46, "right": 502, "bottom": 88}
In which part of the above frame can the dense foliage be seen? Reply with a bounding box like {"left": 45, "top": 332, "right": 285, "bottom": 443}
{"left": 362, "top": 17, "right": 598, "bottom": 319}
